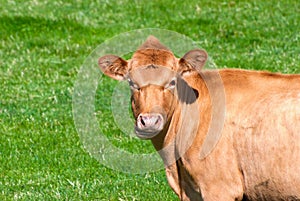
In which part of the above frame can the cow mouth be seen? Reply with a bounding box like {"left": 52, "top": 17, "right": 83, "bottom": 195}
{"left": 134, "top": 113, "right": 164, "bottom": 139}
{"left": 134, "top": 127, "right": 162, "bottom": 139}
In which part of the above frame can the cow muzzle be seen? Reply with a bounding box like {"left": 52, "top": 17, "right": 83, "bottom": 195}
{"left": 135, "top": 113, "right": 164, "bottom": 139}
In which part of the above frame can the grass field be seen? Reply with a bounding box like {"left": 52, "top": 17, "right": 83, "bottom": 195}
{"left": 0, "top": 0, "right": 299, "bottom": 200}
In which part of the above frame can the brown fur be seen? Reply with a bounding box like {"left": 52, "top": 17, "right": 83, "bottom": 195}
{"left": 98, "top": 36, "right": 300, "bottom": 201}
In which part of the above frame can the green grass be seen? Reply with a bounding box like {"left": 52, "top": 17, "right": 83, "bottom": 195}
{"left": 0, "top": 0, "right": 299, "bottom": 200}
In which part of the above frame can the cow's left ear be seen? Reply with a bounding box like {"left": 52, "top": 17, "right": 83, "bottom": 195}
{"left": 178, "top": 49, "right": 208, "bottom": 75}
{"left": 98, "top": 55, "right": 128, "bottom": 80}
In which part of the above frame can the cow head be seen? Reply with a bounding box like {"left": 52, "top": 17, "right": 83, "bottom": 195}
{"left": 98, "top": 36, "right": 207, "bottom": 139}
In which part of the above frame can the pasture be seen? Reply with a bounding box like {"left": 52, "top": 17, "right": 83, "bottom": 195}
{"left": 0, "top": 0, "right": 299, "bottom": 200}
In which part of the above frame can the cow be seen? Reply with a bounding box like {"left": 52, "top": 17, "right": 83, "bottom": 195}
{"left": 98, "top": 36, "right": 300, "bottom": 201}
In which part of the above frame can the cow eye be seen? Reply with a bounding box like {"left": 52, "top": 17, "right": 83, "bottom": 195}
{"left": 128, "top": 79, "right": 140, "bottom": 90}
{"left": 165, "top": 78, "right": 176, "bottom": 90}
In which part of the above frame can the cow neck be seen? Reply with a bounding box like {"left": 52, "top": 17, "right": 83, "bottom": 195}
{"left": 151, "top": 104, "right": 182, "bottom": 166}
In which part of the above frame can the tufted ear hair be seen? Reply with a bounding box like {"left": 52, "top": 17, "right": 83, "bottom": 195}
{"left": 178, "top": 49, "right": 208, "bottom": 75}
{"left": 98, "top": 55, "right": 128, "bottom": 80}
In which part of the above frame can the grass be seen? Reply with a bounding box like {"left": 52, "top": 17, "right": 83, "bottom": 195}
{"left": 0, "top": 0, "right": 299, "bottom": 200}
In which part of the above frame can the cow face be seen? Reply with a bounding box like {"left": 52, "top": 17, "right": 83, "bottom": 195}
{"left": 127, "top": 65, "right": 178, "bottom": 139}
{"left": 98, "top": 36, "right": 207, "bottom": 139}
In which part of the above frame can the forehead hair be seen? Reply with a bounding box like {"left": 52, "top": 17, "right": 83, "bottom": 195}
{"left": 128, "top": 65, "right": 177, "bottom": 88}
{"left": 129, "top": 49, "right": 178, "bottom": 71}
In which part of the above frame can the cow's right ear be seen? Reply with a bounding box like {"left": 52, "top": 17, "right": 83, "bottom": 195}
{"left": 98, "top": 55, "right": 128, "bottom": 80}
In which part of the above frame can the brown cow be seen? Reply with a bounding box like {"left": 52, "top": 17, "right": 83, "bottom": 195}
{"left": 98, "top": 36, "right": 300, "bottom": 201}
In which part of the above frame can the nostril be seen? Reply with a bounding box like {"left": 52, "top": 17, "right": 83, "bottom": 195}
{"left": 140, "top": 116, "right": 146, "bottom": 126}
{"left": 155, "top": 115, "right": 162, "bottom": 125}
